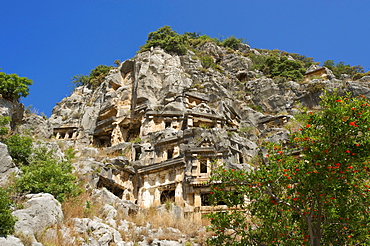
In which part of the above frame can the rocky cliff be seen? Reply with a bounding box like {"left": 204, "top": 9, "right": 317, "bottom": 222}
{"left": 1, "top": 40, "right": 370, "bottom": 245}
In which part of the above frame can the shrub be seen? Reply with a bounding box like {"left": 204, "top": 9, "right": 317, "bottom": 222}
{"left": 4, "top": 134, "right": 33, "bottom": 166}
{"left": 221, "top": 36, "right": 246, "bottom": 50}
{"left": 323, "top": 60, "right": 364, "bottom": 78}
{"left": 16, "top": 147, "right": 81, "bottom": 202}
{"left": 0, "top": 188, "right": 17, "bottom": 235}
{"left": 0, "top": 70, "right": 33, "bottom": 101}
{"left": 352, "top": 71, "right": 370, "bottom": 81}
{"left": 72, "top": 65, "right": 112, "bottom": 89}
{"left": 139, "top": 26, "right": 189, "bottom": 55}
{"left": 0, "top": 116, "right": 10, "bottom": 138}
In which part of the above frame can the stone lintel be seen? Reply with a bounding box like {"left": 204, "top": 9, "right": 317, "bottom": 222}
{"left": 137, "top": 157, "right": 185, "bottom": 174}
{"left": 185, "top": 92, "right": 209, "bottom": 102}
{"left": 145, "top": 111, "right": 185, "bottom": 118}
{"left": 155, "top": 136, "right": 182, "bottom": 146}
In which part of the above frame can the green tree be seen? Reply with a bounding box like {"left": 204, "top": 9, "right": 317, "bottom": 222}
{"left": 16, "top": 147, "right": 81, "bottom": 202}
{"left": 71, "top": 65, "right": 112, "bottom": 89}
{"left": 0, "top": 188, "right": 17, "bottom": 235}
{"left": 0, "top": 70, "right": 33, "bottom": 101}
{"left": 207, "top": 92, "right": 370, "bottom": 245}
{"left": 139, "top": 26, "right": 189, "bottom": 55}
{"left": 323, "top": 60, "right": 364, "bottom": 78}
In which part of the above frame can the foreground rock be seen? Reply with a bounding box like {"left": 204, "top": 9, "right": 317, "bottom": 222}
{"left": 0, "top": 142, "right": 18, "bottom": 186}
{"left": 12, "top": 193, "right": 63, "bottom": 245}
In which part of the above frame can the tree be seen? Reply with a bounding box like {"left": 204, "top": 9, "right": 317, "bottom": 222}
{"left": 0, "top": 70, "right": 33, "bottom": 101}
{"left": 206, "top": 92, "right": 370, "bottom": 245}
{"left": 0, "top": 188, "right": 17, "bottom": 235}
{"left": 323, "top": 60, "right": 364, "bottom": 78}
{"left": 139, "top": 26, "right": 189, "bottom": 55}
{"left": 16, "top": 147, "right": 81, "bottom": 202}
{"left": 71, "top": 65, "right": 112, "bottom": 89}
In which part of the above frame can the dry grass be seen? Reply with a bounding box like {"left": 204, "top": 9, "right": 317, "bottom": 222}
{"left": 36, "top": 188, "right": 212, "bottom": 245}
{"left": 36, "top": 189, "right": 106, "bottom": 246}
{"left": 126, "top": 205, "right": 213, "bottom": 244}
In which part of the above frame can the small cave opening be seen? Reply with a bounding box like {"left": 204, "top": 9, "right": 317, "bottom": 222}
{"left": 165, "top": 121, "right": 171, "bottom": 128}
{"left": 97, "top": 176, "right": 124, "bottom": 198}
{"left": 167, "top": 148, "right": 174, "bottom": 159}
{"left": 134, "top": 146, "right": 142, "bottom": 161}
{"left": 200, "top": 160, "right": 208, "bottom": 173}
{"left": 200, "top": 193, "right": 210, "bottom": 206}
{"left": 160, "top": 190, "right": 175, "bottom": 204}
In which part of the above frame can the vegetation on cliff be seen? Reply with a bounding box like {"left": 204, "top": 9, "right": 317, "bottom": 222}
{"left": 0, "top": 70, "right": 33, "bottom": 101}
{"left": 71, "top": 64, "right": 113, "bottom": 89}
{"left": 138, "top": 25, "right": 246, "bottom": 55}
{"left": 0, "top": 188, "right": 17, "bottom": 235}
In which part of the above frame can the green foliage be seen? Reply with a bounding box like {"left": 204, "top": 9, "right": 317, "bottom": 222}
{"left": 249, "top": 53, "right": 306, "bottom": 82}
{"left": 16, "top": 147, "right": 81, "bottom": 202}
{"left": 221, "top": 36, "right": 246, "bottom": 50}
{"left": 207, "top": 92, "right": 370, "bottom": 245}
{"left": 140, "top": 26, "right": 240, "bottom": 56}
{"left": 4, "top": 134, "right": 33, "bottom": 166}
{"left": 72, "top": 65, "right": 112, "bottom": 89}
{"left": 353, "top": 71, "right": 370, "bottom": 81}
{"left": 0, "top": 70, "right": 33, "bottom": 101}
{"left": 323, "top": 60, "right": 364, "bottom": 78}
{"left": 139, "top": 26, "right": 189, "bottom": 55}
{"left": 0, "top": 188, "right": 17, "bottom": 235}
{"left": 0, "top": 116, "right": 10, "bottom": 137}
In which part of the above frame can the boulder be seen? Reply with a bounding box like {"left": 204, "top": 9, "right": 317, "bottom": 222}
{"left": 92, "top": 188, "right": 138, "bottom": 217}
{"left": 72, "top": 218, "right": 124, "bottom": 246}
{"left": 0, "top": 142, "right": 19, "bottom": 186}
{"left": 19, "top": 115, "right": 52, "bottom": 139}
{"left": 12, "top": 193, "right": 63, "bottom": 244}
{"left": 0, "top": 235, "right": 24, "bottom": 246}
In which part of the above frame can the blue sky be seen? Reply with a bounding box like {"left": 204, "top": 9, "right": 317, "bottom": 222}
{"left": 1, "top": 0, "right": 370, "bottom": 116}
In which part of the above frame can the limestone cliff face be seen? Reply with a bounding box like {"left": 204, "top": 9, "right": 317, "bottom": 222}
{"left": 3, "top": 41, "right": 370, "bottom": 245}
{"left": 48, "top": 43, "right": 370, "bottom": 211}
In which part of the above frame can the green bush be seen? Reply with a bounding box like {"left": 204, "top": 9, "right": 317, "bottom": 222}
{"left": 0, "top": 188, "right": 17, "bottom": 235}
{"left": 16, "top": 147, "right": 81, "bottom": 202}
{"left": 0, "top": 116, "right": 10, "bottom": 138}
{"left": 323, "top": 60, "right": 364, "bottom": 78}
{"left": 200, "top": 55, "right": 215, "bottom": 69}
{"left": 352, "top": 71, "right": 370, "bottom": 81}
{"left": 251, "top": 55, "right": 306, "bottom": 81}
{"left": 139, "top": 26, "right": 189, "bottom": 55}
{"left": 4, "top": 134, "right": 33, "bottom": 166}
{"left": 221, "top": 36, "right": 246, "bottom": 50}
{"left": 0, "top": 70, "right": 33, "bottom": 101}
{"left": 72, "top": 65, "right": 112, "bottom": 89}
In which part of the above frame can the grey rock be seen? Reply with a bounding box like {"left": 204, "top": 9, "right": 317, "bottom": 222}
{"left": 0, "top": 98, "right": 24, "bottom": 129}
{"left": 0, "top": 142, "right": 19, "bottom": 186}
{"left": 12, "top": 193, "right": 63, "bottom": 244}
{"left": 92, "top": 188, "right": 138, "bottom": 217}
{"left": 72, "top": 218, "right": 124, "bottom": 246}
{"left": 360, "top": 76, "right": 370, "bottom": 82}
{"left": 236, "top": 43, "right": 250, "bottom": 53}
{"left": 19, "top": 115, "right": 52, "bottom": 139}
{"left": 0, "top": 235, "right": 24, "bottom": 246}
